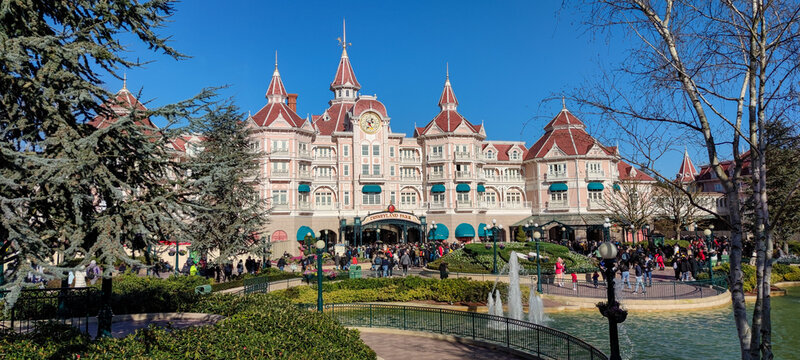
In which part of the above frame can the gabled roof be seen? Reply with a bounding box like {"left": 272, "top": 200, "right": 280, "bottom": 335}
{"left": 525, "top": 109, "right": 613, "bottom": 159}
{"left": 89, "top": 87, "right": 156, "bottom": 130}
{"left": 677, "top": 149, "right": 699, "bottom": 182}
{"left": 618, "top": 161, "right": 655, "bottom": 181}
{"left": 315, "top": 102, "right": 355, "bottom": 135}
{"left": 250, "top": 102, "right": 305, "bottom": 128}
{"left": 483, "top": 143, "right": 528, "bottom": 161}
{"left": 330, "top": 48, "right": 361, "bottom": 91}
{"left": 697, "top": 150, "right": 752, "bottom": 179}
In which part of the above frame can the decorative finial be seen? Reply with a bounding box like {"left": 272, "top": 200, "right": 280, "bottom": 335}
{"left": 122, "top": 72, "right": 127, "bottom": 90}
{"left": 446, "top": 62, "right": 450, "bottom": 80}
{"left": 248, "top": 110, "right": 251, "bottom": 118}
{"left": 275, "top": 50, "right": 278, "bottom": 69}
{"left": 562, "top": 96, "right": 566, "bottom": 109}
{"left": 337, "top": 18, "right": 352, "bottom": 49}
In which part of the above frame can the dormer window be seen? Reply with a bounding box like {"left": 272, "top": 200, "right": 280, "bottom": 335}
{"left": 510, "top": 151, "right": 520, "bottom": 160}
{"left": 486, "top": 150, "right": 495, "bottom": 159}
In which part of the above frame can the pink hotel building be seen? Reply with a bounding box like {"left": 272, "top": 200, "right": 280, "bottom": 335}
{"left": 249, "top": 35, "right": 655, "bottom": 257}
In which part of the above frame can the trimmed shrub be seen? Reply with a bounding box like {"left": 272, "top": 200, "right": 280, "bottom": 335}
{"left": 0, "top": 295, "right": 376, "bottom": 359}
{"left": 427, "top": 242, "right": 596, "bottom": 274}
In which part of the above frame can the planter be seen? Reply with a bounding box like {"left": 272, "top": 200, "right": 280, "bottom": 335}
{"left": 596, "top": 301, "right": 628, "bottom": 323}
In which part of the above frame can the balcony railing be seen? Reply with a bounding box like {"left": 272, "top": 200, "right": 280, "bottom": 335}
{"left": 546, "top": 172, "right": 568, "bottom": 181}
{"left": 501, "top": 175, "right": 524, "bottom": 182}
{"left": 587, "top": 199, "right": 606, "bottom": 210}
{"left": 455, "top": 171, "right": 472, "bottom": 179}
{"left": 546, "top": 201, "right": 570, "bottom": 211}
{"left": 427, "top": 173, "right": 445, "bottom": 181}
{"left": 456, "top": 200, "right": 474, "bottom": 210}
{"left": 400, "top": 157, "right": 421, "bottom": 164}
{"left": 269, "top": 149, "right": 290, "bottom": 157}
{"left": 298, "top": 202, "right": 312, "bottom": 211}
{"left": 314, "top": 202, "right": 339, "bottom": 211}
{"left": 314, "top": 174, "right": 335, "bottom": 181}
{"left": 400, "top": 175, "right": 421, "bottom": 181}
{"left": 298, "top": 150, "right": 312, "bottom": 160}
{"left": 454, "top": 152, "right": 472, "bottom": 160}
{"left": 500, "top": 201, "right": 531, "bottom": 209}
{"left": 270, "top": 169, "right": 290, "bottom": 178}
{"left": 298, "top": 171, "right": 312, "bottom": 180}
{"left": 427, "top": 153, "right": 446, "bottom": 161}
{"left": 270, "top": 203, "right": 290, "bottom": 211}
{"left": 428, "top": 202, "right": 447, "bottom": 209}
{"left": 313, "top": 154, "right": 336, "bottom": 162}
{"left": 585, "top": 170, "right": 605, "bottom": 178}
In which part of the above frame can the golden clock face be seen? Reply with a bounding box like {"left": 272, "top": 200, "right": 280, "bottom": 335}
{"left": 359, "top": 112, "right": 381, "bottom": 134}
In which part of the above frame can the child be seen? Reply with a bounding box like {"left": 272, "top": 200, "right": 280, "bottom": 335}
{"left": 571, "top": 272, "right": 578, "bottom": 291}
{"left": 592, "top": 271, "right": 599, "bottom": 288}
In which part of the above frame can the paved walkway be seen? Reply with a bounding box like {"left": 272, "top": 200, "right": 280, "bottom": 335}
{"left": 359, "top": 332, "right": 523, "bottom": 360}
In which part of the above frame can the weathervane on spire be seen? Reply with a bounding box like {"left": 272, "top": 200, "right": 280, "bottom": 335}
{"left": 337, "top": 18, "right": 351, "bottom": 49}
{"left": 562, "top": 96, "right": 566, "bottom": 109}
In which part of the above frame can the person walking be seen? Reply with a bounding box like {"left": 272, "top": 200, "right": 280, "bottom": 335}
{"left": 656, "top": 252, "right": 665, "bottom": 270}
{"left": 236, "top": 260, "right": 244, "bottom": 276}
{"left": 633, "top": 261, "right": 646, "bottom": 294}
{"left": 644, "top": 256, "right": 654, "bottom": 286}
{"left": 439, "top": 262, "right": 449, "bottom": 280}
{"left": 86, "top": 260, "right": 101, "bottom": 285}
{"left": 400, "top": 252, "right": 411, "bottom": 276}
{"left": 70, "top": 266, "right": 87, "bottom": 288}
{"left": 620, "top": 261, "right": 631, "bottom": 289}
{"left": 592, "top": 271, "right": 599, "bottom": 288}
{"left": 555, "top": 258, "right": 565, "bottom": 287}
{"left": 571, "top": 272, "right": 578, "bottom": 291}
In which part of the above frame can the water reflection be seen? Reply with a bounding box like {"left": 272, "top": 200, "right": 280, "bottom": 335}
{"left": 547, "top": 287, "right": 800, "bottom": 360}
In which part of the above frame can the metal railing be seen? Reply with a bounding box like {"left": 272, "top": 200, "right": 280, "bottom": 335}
{"left": 0, "top": 287, "right": 100, "bottom": 334}
{"left": 538, "top": 277, "right": 727, "bottom": 300}
{"left": 243, "top": 277, "right": 304, "bottom": 294}
{"left": 321, "top": 303, "right": 607, "bottom": 360}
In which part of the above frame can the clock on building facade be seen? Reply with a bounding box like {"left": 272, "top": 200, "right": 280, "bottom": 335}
{"left": 359, "top": 111, "right": 381, "bottom": 134}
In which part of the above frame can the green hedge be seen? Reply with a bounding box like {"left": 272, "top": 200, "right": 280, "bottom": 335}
{"left": 275, "top": 276, "right": 513, "bottom": 305}
{"left": 0, "top": 294, "right": 376, "bottom": 359}
{"left": 209, "top": 269, "right": 303, "bottom": 292}
{"left": 426, "top": 242, "right": 596, "bottom": 274}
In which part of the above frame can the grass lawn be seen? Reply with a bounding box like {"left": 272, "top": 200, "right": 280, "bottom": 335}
{"left": 427, "top": 242, "right": 597, "bottom": 275}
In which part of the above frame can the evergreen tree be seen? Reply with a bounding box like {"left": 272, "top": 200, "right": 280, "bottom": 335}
{"left": 0, "top": 0, "right": 211, "bottom": 307}
{"left": 515, "top": 226, "right": 527, "bottom": 242}
{"left": 186, "top": 102, "right": 269, "bottom": 265}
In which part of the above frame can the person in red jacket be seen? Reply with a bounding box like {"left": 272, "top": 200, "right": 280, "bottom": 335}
{"left": 571, "top": 272, "right": 578, "bottom": 291}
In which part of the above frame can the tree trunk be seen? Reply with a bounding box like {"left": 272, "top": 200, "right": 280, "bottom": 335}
{"left": 726, "top": 192, "right": 752, "bottom": 359}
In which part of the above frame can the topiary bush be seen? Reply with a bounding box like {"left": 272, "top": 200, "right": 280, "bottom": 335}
{"left": 427, "top": 242, "right": 596, "bottom": 274}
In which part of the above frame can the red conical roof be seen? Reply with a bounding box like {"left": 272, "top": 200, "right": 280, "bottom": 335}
{"left": 330, "top": 48, "right": 360, "bottom": 91}
{"left": 266, "top": 66, "right": 287, "bottom": 99}
{"left": 438, "top": 74, "right": 458, "bottom": 109}
{"left": 677, "top": 149, "right": 699, "bottom": 182}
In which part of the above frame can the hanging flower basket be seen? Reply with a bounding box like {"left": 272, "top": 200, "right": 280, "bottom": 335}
{"left": 596, "top": 301, "right": 628, "bottom": 323}
{"left": 485, "top": 244, "right": 492, "bottom": 250}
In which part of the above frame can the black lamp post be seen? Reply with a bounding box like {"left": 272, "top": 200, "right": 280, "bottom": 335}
{"left": 599, "top": 216, "right": 622, "bottom": 360}
{"left": 354, "top": 217, "right": 361, "bottom": 247}
{"left": 315, "top": 239, "right": 325, "bottom": 312}
{"left": 486, "top": 218, "right": 502, "bottom": 274}
{"left": 533, "top": 226, "right": 543, "bottom": 293}
{"left": 429, "top": 221, "right": 437, "bottom": 242}
{"left": 704, "top": 227, "right": 714, "bottom": 284}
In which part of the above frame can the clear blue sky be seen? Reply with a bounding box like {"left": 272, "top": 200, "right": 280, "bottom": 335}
{"left": 109, "top": 0, "right": 688, "bottom": 175}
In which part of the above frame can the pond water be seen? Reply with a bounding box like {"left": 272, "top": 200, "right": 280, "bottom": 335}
{"left": 548, "top": 287, "right": 800, "bottom": 360}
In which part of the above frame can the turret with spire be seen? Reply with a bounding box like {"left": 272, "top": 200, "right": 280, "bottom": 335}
{"left": 266, "top": 51, "right": 288, "bottom": 104}
{"left": 677, "top": 148, "right": 699, "bottom": 182}
{"left": 438, "top": 63, "right": 458, "bottom": 111}
{"left": 330, "top": 19, "right": 360, "bottom": 103}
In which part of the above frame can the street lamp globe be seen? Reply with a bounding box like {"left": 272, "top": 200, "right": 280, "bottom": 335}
{"left": 307, "top": 232, "right": 312, "bottom": 237}
{"left": 497, "top": 224, "right": 503, "bottom": 230}
{"left": 315, "top": 240, "right": 325, "bottom": 250}
{"left": 603, "top": 221, "right": 611, "bottom": 229}
{"left": 703, "top": 228, "right": 712, "bottom": 236}
{"left": 492, "top": 218, "right": 497, "bottom": 225}
{"left": 710, "top": 224, "right": 715, "bottom": 230}
{"left": 598, "top": 242, "right": 618, "bottom": 260}
{"left": 533, "top": 231, "right": 541, "bottom": 240}
{"left": 534, "top": 223, "right": 538, "bottom": 228}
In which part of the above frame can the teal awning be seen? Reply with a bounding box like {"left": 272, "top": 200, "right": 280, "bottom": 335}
{"left": 613, "top": 183, "right": 621, "bottom": 191}
{"left": 478, "top": 223, "right": 487, "bottom": 236}
{"left": 476, "top": 184, "right": 486, "bottom": 193}
{"left": 456, "top": 183, "right": 470, "bottom": 192}
{"left": 362, "top": 185, "right": 382, "bottom": 193}
{"left": 296, "top": 226, "right": 314, "bottom": 241}
{"left": 431, "top": 184, "right": 446, "bottom": 193}
{"left": 587, "top": 182, "right": 604, "bottom": 191}
{"left": 549, "top": 183, "right": 568, "bottom": 192}
{"left": 298, "top": 184, "right": 310, "bottom": 193}
{"left": 455, "top": 223, "right": 476, "bottom": 238}
{"left": 431, "top": 223, "right": 449, "bottom": 240}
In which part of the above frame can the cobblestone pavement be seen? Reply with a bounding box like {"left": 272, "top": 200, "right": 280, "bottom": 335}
{"left": 359, "top": 332, "right": 523, "bottom": 360}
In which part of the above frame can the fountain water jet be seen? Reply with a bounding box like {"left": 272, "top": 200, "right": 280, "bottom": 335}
{"left": 487, "top": 250, "right": 549, "bottom": 327}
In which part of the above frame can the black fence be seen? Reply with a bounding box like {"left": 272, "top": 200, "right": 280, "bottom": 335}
{"left": 320, "top": 303, "right": 607, "bottom": 360}
{"left": 0, "top": 287, "right": 100, "bottom": 334}
{"left": 539, "top": 276, "right": 727, "bottom": 300}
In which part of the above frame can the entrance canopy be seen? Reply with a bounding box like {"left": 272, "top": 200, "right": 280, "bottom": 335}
{"left": 361, "top": 211, "right": 421, "bottom": 226}
{"left": 455, "top": 223, "right": 475, "bottom": 238}
{"left": 296, "top": 226, "right": 314, "bottom": 241}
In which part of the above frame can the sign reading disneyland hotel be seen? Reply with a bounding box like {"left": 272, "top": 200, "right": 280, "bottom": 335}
{"left": 255, "top": 21, "right": 654, "bottom": 257}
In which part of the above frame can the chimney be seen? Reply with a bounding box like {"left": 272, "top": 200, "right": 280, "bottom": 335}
{"left": 288, "top": 94, "right": 298, "bottom": 112}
